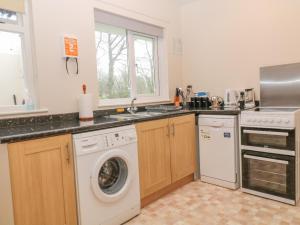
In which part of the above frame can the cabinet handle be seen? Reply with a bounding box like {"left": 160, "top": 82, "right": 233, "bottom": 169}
{"left": 65, "top": 143, "right": 70, "bottom": 164}
{"left": 167, "top": 125, "right": 170, "bottom": 137}
{"left": 172, "top": 124, "right": 175, "bottom": 136}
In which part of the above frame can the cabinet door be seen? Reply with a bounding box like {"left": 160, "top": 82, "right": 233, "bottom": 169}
{"left": 8, "top": 135, "right": 78, "bottom": 225}
{"left": 169, "top": 114, "right": 196, "bottom": 182}
{"left": 136, "top": 119, "right": 172, "bottom": 198}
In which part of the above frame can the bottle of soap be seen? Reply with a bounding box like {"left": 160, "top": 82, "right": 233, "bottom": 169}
{"left": 24, "top": 89, "right": 35, "bottom": 110}
{"left": 174, "top": 88, "right": 180, "bottom": 107}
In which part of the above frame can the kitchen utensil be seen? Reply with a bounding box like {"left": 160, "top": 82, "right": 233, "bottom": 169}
{"left": 244, "top": 88, "right": 255, "bottom": 109}
{"left": 210, "top": 96, "right": 224, "bottom": 108}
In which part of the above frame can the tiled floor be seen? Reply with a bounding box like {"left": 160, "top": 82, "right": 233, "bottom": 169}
{"left": 125, "top": 181, "right": 300, "bottom": 225}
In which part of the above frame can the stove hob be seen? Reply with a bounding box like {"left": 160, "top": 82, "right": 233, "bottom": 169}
{"left": 241, "top": 107, "right": 299, "bottom": 128}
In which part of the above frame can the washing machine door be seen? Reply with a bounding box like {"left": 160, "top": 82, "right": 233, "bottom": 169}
{"left": 90, "top": 149, "right": 133, "bottom": 202}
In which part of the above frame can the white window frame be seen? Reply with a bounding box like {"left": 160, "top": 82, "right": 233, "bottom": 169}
{"left": 0, "top": 2, "right": 36, "bottom": 112}
{"left": 96, "top": 23, "right": 169, "bottom": 107}
{"left": 128, "top": 31, "right": 160, "bottom": 97}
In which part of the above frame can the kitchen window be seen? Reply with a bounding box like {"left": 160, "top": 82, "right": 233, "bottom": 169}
{"left": 133, "top": 34, "right": 159, "bottom": 96}
{"left": 0, "top": 5, "right": 35, "bottom": 111}
{"left": 94, "top": 9, "right": 168, "bottom": 106}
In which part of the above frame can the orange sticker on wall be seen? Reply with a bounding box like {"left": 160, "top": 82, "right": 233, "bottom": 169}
{"left": 64, "top": 37, "right": 78, "bottom": 57}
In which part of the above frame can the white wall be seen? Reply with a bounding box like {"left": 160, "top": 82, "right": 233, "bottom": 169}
{"left": 29, "top": 0, "right": 182, "bottom": 114}
{"left": 4, "top": 0, "right": 300, "bottom": 115}
{"left": 180, "top": 0, "right": 300, "bottom": 99}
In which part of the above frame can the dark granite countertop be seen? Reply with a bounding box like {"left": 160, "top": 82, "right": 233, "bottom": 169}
{"left": 0, "top": 107, "right": 240, "bottom": 144}
{"left": 0, "top": 117, "right": 133, "bottom": 144}
{"left": 193, "top": 107, "right": 240, "bottom": 115}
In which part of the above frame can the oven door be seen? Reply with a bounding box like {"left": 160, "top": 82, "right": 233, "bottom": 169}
{"left": 241, "top": 127, "right": 295, "bottom": 151}
{"left": 242, "top": 150, "right": 295, "bottom": 200}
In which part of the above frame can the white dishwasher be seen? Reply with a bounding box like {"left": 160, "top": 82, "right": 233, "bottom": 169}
{"left": 198, "top": 115, "right": 239, "bottom": 189}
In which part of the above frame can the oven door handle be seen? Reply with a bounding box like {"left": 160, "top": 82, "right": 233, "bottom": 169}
{"left": 243, "top": 154, "right": 289, "bottom": 165}
{"left": 241, "top": 145, "right": 295, "bottom": 156}
{"left": 243, "top": 129, "right": 289, "bottom": 137}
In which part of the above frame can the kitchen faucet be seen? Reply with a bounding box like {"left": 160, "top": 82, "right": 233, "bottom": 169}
{"left": 127, "top": 97, "right": 138, "bottom": 114}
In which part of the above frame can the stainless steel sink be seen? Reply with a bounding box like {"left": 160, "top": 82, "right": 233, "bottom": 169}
{"left": 109, "top": 111, "right": 164, "bottom": 120}
{"left": 135, "top": 111, "right": 164, "bottom": 117}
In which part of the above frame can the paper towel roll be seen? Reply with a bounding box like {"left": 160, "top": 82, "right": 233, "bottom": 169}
{"left": 78, "top": 93, "right": 94, "bottom": 121}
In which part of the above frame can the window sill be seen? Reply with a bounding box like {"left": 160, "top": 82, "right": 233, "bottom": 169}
{"left": 0, "top": 108, "right": 48, "bottom": 117}
{"left": 98, "top": 97, "right": 171, "bottom": 109}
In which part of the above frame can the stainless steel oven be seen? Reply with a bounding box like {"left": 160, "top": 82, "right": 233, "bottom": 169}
{"left": 240, "top": 64, "right": 300, "bottom": 205}
{"left": 240, "top": 125, "right": 297, "bottom": 204}
{"left": 241, "top": 127, "right": 295, "bottom": 154}
{"left": 242, "top": 150, "right": 295, "bottom": 204}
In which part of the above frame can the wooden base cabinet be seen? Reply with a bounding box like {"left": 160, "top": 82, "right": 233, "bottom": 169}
{"left": 136, "top": 119, "right": 172, "bottom": 199}
{"left": 8, "top": 134, "right": 78, "bottom": 225}
{"left": 170, "top": 115, "right": 196, "bottom": 182}
{"left": 137, "top": 114, "right": 196, "bottom": 206}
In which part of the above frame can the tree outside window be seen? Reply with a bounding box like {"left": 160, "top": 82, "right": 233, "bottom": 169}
{"left": 95, "top": 24, "right": 158, "bottom": 101}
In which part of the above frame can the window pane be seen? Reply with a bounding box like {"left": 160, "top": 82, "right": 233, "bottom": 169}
{"left": 134, "top": 35, "right": 157, "bottom": 96}
{"left": 0, "top": 9, "right": 18, "bottom": 24}
{"left": 0, "top": 31, "right": 26, "bottom": 106}
{"left": 95, "top": 24, "right": 130, "bottom": 99}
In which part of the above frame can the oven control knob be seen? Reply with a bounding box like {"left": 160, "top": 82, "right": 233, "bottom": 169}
{"left": 262, "top": 118, "right": 267, "bottom": 123}
{"left": 284, "top": 119, "right": 290, "bottom": 124}
{"left": 270, "top": 119, "right": 274, "bottom": 123}
{"left": 277, "top": 119, "right": 282, "bottom": 123}
{"left": 252, "top": 119, "right": 257, "bottom": 122}
{"left": 246, "top": 118, "right": 251, "bottom": 122}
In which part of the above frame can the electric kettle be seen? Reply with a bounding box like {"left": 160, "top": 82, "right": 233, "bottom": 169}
{"left": 224, "top": 89, "right": 239, "bottom": 106}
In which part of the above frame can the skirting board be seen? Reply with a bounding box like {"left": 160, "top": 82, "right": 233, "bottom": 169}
{"left": 201, "top": 175, "right": 239, "bottom": 190}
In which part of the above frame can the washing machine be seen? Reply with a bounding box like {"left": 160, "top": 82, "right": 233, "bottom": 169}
{"left": 73, "top": 125, "right": 140, "bottom": 225}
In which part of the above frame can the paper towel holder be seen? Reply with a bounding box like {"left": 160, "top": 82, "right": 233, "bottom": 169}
{"left": 79, "top": 84, "right": 94, "bottom": 122}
